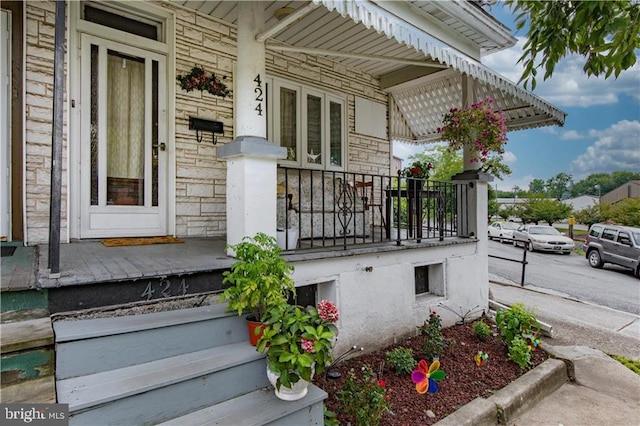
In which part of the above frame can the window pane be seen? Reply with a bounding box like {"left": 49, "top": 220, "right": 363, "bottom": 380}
{"left": 329, "top": 101, "right": 342, "bottom": 167}
{"left": 280, "top": 87, "right": 297, "bottom": 161}
{"left": 90, "top": 44, "right": 99, "bottom": 205}
{"left": 152, "top": 60, "right": 159, "bottom": 206}
{"left": 307, "top": 94, "right": 322, "bottom": 164}
{"left": 106, "top": 50, "right": 145, "bottom": 206}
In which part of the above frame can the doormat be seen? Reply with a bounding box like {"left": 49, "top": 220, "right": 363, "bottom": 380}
{"left": 101, "top": 236, "right": 184, "bottom": 247}
{"left": 1, "top": 246, "right": 17, "bottom": 257}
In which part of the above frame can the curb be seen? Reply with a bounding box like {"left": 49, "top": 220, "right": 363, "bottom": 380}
{"left": 434, "top": 358, "right": 567, "bottom": 426}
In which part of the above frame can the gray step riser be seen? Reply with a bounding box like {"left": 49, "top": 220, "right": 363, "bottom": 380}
{"left": 68, "top": 357, "right": 270, "bottom": 426}
{"left": 55, "top": 313, "right": 249, "bottom": 379}
{"left": 267, "top": 401, "right": 324, "bottom": 426}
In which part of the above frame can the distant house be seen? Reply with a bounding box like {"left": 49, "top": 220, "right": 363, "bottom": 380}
{"left": 601, "top": 181, "right": 640, "bottom": 205}
{"left": 563, "top": 195, "right": 599, "bottom": 211}
{"left": 392, "top": 155, "right": 404, "bottom": 177}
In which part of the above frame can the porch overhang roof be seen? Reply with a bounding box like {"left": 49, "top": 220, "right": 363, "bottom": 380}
{"left": 174, "top": 0, "right": 566, "bottom": 142}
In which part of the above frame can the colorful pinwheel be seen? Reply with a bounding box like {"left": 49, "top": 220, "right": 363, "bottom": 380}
{"left": 525, "top": 333, "right": 540, "bottom": 351}
{"left": 474, "top": 351, "right": 489, "bottom": 366}
{"left": 411, "top": 359, "right": 445, "bottom": 394}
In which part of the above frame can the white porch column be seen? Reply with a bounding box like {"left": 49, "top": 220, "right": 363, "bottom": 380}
{"left": 461, "top": 74, "right": 480, "bottom": 172}
{"left": 452, "top": 74, "right": 490, "bottom": 309}
{"left": 217, "top": 2, "right": 285, "bottom": 254}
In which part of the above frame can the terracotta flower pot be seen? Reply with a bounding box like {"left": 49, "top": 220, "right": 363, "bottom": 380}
{"left": 246, "top": 317, "right": 264, "bottom": 346}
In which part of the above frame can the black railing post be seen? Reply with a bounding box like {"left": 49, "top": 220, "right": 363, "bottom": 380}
{"left": 520, "top": 244, "right": 528, "bottom": 286}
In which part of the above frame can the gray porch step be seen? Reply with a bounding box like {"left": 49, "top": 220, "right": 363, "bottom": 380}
{"left": 159, "top": 384, "right": 327, "bottom": 426}
{"left": 54, "top": 303, "right": 248, "bottom": 379}
{"left": 58, "top": 342, "right": 269, "bottom": 425}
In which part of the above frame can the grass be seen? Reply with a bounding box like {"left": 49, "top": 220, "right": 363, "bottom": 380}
{"left": 611, "top": 355, "right": 640, "bottom": 375}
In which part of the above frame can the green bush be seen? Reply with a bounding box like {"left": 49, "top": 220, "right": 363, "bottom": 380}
{"left": 337, "top": 366, "right": 390, "bottom": 426}
{"left": 385, "top": 347, "right": 417, "bottom": 376}
{"left": 418, "top": 311, "right": 446, "bottom": 360}
{"left": 495, "top": 303, "right": 540, "bottom": 345}
{"left": 612, "top": 355, "right": 640, "bottom": 375}
{"left": 473, "top": 320, "right": 491, "bottom": 341}
{"left": 508, "top": 336, "right": 532, "bottom": 369}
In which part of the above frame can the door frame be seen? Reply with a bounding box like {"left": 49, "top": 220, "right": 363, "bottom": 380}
{"left": 1, "top": 2, "right": 24, "bottom": 242}
{"left": 68, "top": 1, "right": 176, "bottom": 240}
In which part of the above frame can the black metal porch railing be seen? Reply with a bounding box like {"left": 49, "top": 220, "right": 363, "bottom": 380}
{"left": 277, "top": 167, "right": 470, "bottom": 250}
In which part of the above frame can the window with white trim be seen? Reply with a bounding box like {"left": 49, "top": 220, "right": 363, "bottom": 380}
{"left": 266, "top": 77, "right": 346, "bottom": 170}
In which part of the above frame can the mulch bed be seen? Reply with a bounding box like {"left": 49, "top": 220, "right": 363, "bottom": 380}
{"left": 314, "top": 318, "right": 548, "bottom": 425}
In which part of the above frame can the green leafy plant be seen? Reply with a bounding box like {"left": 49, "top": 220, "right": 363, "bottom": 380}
{"left": 337, "top": 366, "right": 390, "bottom": 426}
{"left": 220, "top": 233, "right": 295, "bottom": 322}
{"left": 418, "top": 311, "right": 446, "bottom": 360}
{"left": 438, "top": 97, "right": 508, "bottom": 164}
{"left": 402, "top": 160, "right": 433, "bottom": 179}
{"left": 508, "top": 336, "right": 532, "bottom": 369}
{"left": 473, "top": 320, "right": 491, "bottom": 342}
{"left": 257, "top": 300, "right": 339, "bottom": 391}
{"left": 611, "top": 355, "right": 640, "bottom": 376}
{"left": 385, "top": 347, "right": 417, "bottom": 376}
{"left": 323, "top": 406, "right": 339, "bottom": 426}
{"left": 495, "top": 303, "right": 540, "bottom": 345}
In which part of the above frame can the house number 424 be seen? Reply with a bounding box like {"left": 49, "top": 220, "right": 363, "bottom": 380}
{"left": 254, "top": 74, "right": 263, "bottom": 116}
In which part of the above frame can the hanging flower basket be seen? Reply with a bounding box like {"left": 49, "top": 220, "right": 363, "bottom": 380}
{"left": 437, "top": 97, "right": 507, "bottom": 164}
{"left": 177, "top": 65, "right": 231, "bottom": 98}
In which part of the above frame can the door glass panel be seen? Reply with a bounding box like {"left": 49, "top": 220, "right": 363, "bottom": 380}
{"left": 106, "top": 50, "right": 145, "bottom": 206}
{"left": 90, "top": 44, "right": 99, "bottom": 205}
{"left": 280, "top": 87, "right": 297, "bottom": 161}
{"left": 306, "top": 94, "right": 322, "bottom": 164}
{"left": 329, "top": 101, "right": 342, "bottom": 167}
{"left": 152, "top": 60, "right": 159, "bottom": 206}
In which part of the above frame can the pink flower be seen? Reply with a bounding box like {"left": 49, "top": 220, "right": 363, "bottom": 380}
{"left": 301, "top": 338, "right": 315, "bottom": 353}
{"left": 317, "top": 300, "right": 339, "bottom": 322}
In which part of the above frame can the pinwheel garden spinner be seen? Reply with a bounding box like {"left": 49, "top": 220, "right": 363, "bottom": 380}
{"left": 411, "top": 359, "right": 445, "bottom": 394}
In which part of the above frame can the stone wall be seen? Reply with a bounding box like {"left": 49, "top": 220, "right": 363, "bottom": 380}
{"left": 24, "top": 1, "right": 68, "bottom": 244}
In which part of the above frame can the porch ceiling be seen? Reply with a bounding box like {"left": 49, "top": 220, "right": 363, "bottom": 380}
{"left": 174, "top": 0, "right": 566, "bottom": 142}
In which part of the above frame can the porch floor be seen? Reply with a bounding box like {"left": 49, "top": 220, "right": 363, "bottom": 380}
{"left": 1, "top": 235, "right": 475, "bottom": 293}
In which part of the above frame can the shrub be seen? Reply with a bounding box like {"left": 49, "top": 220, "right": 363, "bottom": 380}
{"left": 611, "top": 355, "right": 640, "bottom": 375}
{"left": 418, "top": 311, "right": 446, "bottom": 360}
{"left": 495, "top": 303, "right": 540, "bottom": 345}
{"left": 473, "top": 320, "right": 491, "bottom": 342}
{"left": 385, "top": 347, "right": 417, "bottom": 376}
{"left": 508, "top": 336, "right": 532, "bottom": 369}
{"left": 337, "top": 366, "right": 390, "bottom": 426}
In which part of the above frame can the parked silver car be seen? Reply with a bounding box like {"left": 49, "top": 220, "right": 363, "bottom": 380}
{"left": 584, "top": 223, "right": 640, "bottom": 277}
{"left": 488, "top": 221, "right": 520, "bottom": 243}
{"left": 512, "top": 224, "right": 575, "bottom": 254}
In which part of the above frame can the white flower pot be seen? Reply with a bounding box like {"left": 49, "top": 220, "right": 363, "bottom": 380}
{"left": 266, "top": 361, "right": 312, "bottom": 401}
{"left": 276, "top": 228, "right": 298, "bottom": 250}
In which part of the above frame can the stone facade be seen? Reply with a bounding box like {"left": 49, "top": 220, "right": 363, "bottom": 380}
{"left": 22, "top": 1, "right": 391, "bottom": 243}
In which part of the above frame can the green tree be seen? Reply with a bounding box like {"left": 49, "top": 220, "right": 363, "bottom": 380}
{"left": 505, "top": 0, "right": 640, "bottom": 89}
{"left": 570, "top": 171, "right": 640, "bottom": 197}
{"left": 520, "top": 196, "right": 573, "bottom": 225}
{"left": 573, "top": 204, "right": 603, "bottom": 228}
{"left": 604, "top": 199, "right": 640, "bottom": 227}
{"left": 546, "top": 173, "right": 573, "bottom": 200}
{"left": 408, "top": 146, "right": 462, "bottom": 181}
{"left": 528, "top": 178, "right": 546, "bottom": 195}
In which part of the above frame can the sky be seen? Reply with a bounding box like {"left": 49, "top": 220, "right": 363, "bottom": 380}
{"left": 393, "top": 3, "right": 640, "bottom": 192}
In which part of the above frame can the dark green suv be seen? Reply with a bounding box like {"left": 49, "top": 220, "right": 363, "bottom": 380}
{"left": 584, "top": 223, "right": 640, "bottom": 277}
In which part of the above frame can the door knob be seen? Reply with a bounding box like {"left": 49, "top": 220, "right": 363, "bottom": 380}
{"left": 153, "top": 142, "right": 166, "bottom": 151}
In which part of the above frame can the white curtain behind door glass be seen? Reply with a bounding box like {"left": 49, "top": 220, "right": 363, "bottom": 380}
{"left": 107, "top": 53, "right": 145, "bottom": 179}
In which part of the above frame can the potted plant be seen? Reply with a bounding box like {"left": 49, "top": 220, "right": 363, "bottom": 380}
{"left": 256, "top": 300, "right": 339, "bottom": 401}
{"left": 401, "top": 160, "right": 433, "bottom": 193}
{"left": 437, "top": 97, "right": 508, "bottom": 165}
{"left": 220, "top": 233, "right": 295, "bottom": 345}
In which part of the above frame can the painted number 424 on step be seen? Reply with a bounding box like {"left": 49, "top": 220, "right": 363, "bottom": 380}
{"left": 141, "top": 278, "right": 189, "bottom": 301}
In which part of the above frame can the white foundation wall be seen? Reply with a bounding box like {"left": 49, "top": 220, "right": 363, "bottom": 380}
{"left": 290, "top": 241, "right": 487, "bottom": 355}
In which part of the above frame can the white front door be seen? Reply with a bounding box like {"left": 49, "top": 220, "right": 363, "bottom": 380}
{"left": 80, "top": 34, "right": 167, "bottom": 238}
{"left": 1, "top": 10, "right": 10, "bottom": 241}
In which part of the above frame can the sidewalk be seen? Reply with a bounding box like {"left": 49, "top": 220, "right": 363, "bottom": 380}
{"left": 437, "top": 278, "right": 640, "bottom": 425}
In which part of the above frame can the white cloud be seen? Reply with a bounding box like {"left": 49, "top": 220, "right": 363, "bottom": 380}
{"left": 570, "top": 120, "right": 640, "bottom": 179}
{"left": 502, "top": 151, "right": 517, "bottom": 164}
{"left": 483, "top": 37, "right": 640, "bottom": 108}
{"left": 561, "top": 130, "right": 582, "bottom": 140}
{"left": 494, "top": 174, "right": 536, "bottom": 193}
